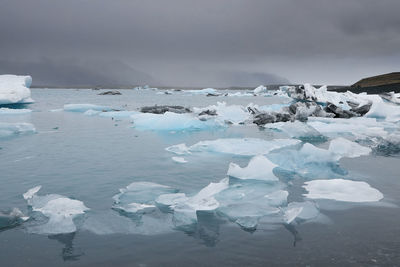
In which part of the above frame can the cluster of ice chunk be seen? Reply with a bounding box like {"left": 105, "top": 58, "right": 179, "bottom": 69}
{"left": 0, "top": 75, "right": 33, "bottom": 105}
{"left": 23, "top": 186, "right": 90, "bottom": 234}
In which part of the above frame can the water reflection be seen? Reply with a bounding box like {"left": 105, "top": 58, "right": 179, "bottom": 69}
{"left": 48, "top": 232, "right": 84, "bottom": 261}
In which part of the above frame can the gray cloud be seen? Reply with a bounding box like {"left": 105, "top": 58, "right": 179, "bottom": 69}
{"left": 0, "top": 0, "right": 399, "bottom": 86}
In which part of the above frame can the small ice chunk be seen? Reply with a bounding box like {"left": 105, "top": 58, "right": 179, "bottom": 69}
{"left": 186, "top": 88, "right": 219, "bottom": 95}
{"left": 194, "top": 102, "right": 250, "bottom": 125}
{"left": 0, "top": 75, "right": 33, "bottom": 104}
{"left": 328, "top": 137, "right": 371, "bottom": 158}
{"left": 284, "top": 201, "right": 319, "bottom": 224}
{"left": 0, "top": 122, "right": 36, "bottom": 138}
{"left": 303, "top": 179, "right": 384, "bottom": 202}
{"left": 112, "top": 182, "right": 178, "bottom": 215}
{"left": 131, "top": 112, "right": 218, "bottom": 131}
{"left": 172, "top": 157, "right": 187, "bottom": 163}
{"left": 63, "top": 104, "right": 113, "bottom": 113}
{"left": 166, "top": 138, "right": 301, "bottom": 156}
{"left": 254, "top": 85, "right": 267, "bottom": 94}
{"left": 23, "top": 186, "right": 89, "bottom": 234}
{"left": 0, "top": 108, "right": 32, "bottom": 115}
{"left": 227, "top": 155, "right": 278, "bottom": 182}
{"left": 0, "top": 208, "right": 29, "bottom": 230}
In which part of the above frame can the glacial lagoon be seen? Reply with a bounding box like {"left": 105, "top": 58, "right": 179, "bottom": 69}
{"left": 1, "top": 87, "right": 400, "bottom": 266}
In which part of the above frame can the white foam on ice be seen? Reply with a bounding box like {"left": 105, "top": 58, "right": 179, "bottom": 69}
{"left": 303, "top": 179, "right": 384, "bottom": 202}
{"left": 131, "top": 112, "right": 218, "bottom": 131}
{"left": 0, "top": 75, "right": 33, "bottom": 104}
{"left": 64, "top": 104, "right": 113, "bottom": 113}
{"left": 166, "top": 138, "right": 301, "bottom": 156}
{"left": 0, "top": 108, "right": 32, "bottom": 115}
{"left": 0, "top": 122, "right": 36, "bottom": 138}
{"left": 23, "top": 186, "right": 89, "bottom": 234}
{"left": 227, "top": 155, "right": 278, "bottom": 182}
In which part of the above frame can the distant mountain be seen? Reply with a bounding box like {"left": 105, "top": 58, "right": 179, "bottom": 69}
{"left": 349, "top": 72, "right": 400, "bottom": 93}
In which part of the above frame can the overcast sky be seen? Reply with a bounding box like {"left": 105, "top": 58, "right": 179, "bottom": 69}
{"left": 0, "top": 0, "right": 399, "bottom": 87}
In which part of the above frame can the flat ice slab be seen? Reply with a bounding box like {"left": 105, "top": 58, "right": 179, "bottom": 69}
{"left": 303, "top": 179, "right": 383, "bottom": 202}
{"left": 0, "top": 75, "right": 33, "bottom": 104}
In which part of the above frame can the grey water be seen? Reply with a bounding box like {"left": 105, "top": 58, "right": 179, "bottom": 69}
{"left": 0, "top": 89, "right": 399, "bottom": 266}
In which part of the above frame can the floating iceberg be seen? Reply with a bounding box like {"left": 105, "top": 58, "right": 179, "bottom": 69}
{"left": 303, "top": 179, "right": 383, "bottom": 202}
{"left": 23, "top": 186, "right": 90, "bottom": 234}
{"left": 283, "top": 201, "right": 319, "bottom": 224}
{"left": 0, "top": 122, "right": 36, "bottom": 138}
{"left": 172, "top": 157, "right": 187, "bottom": 163}
{"left": 186, "top": 88, "right": 219, "bottom": 95}
{"left": 64, "top": 104, "right": 114, "bottom": 113}
{"left": 328, "top": 137, "right": 371, "bottom": 158}
{"left": 194, "top": 102, "right": 251, "bottom": 125}
{"left": 0, "top": 75, "right": 33, "bottom": 105}
{"left": 215, "top": 182, "right": 286, "bottom": 230}
{"left": 166, "top": 138, "right": 301, "bottom": 156}
{"left": 131, "top": 112, "right": 218, "bottom": 131}
{"left": 227, "top": 155, "right": 279, "bottom": 182}
{"left": 112, "top": 182, "right": 178, "bottom": 215}
{"left": 265, "top": 121, "right": 325, "bottom": 141}
{"left": 0, "top": 208, "right": 29, "bottom": 230}
{"left": 307, "top": 117, "right": 388, "bottom": 139}
{"left": 254, "top": 85, "right": 267, "bottom": 94}
{"left": 0, "top": 108, "right": 32, "bottom": 115}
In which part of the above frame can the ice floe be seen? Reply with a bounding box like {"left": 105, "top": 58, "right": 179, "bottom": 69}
{"left": 23, "top": 186, "right": 90, "bottom": 234}
{"left": 0, "top": 75, "right": 33, "bottom": 105}
{"left": 131, "top": 112, "right": 218, "bottom": 131}
{"left": 63, "top": 104, "right": 114, "bottom": 113}
{"left": 227, "top": 155, "right": 278, "bottom": 182}
{"left": 0, "top": 122, "right": 36, "bottom": 138}
{"left": 283, "top": 201, "right": 319, "bottom": 224}
{"left": 194, "top": 102, "right": 251, "bottom": 125}
{"left": 0, "top": 108, "right": 32, "bottom": 115}
{"left": 186, "top": 88, "right": 219, "bottom": 95}
{"left": 303, "top": 179, "right": 383, "bottom": 202}
{"left": 265, "top": 121, "right": 325, "bottom": 141}
{"left": 166, "top": 138, "right": 301, "bottom": 156}
{"left": 112, "top": 182, "right": 178, "bottom": 215}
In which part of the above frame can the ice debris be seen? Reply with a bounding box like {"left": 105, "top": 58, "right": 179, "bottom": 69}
{"left": 166, "top": 138, "right": 301, "bottom": 156}
{"left": 131, "top": 112, "right": 218, "bottom": 131}
{"left": 303, "top": 179, "right": 383, "bottom": 202}
{"left": 172, "top": 157, "right": 187, "bottom": 163}
{"left": 23, "top": 186, "right": 90, "bottom": 234}
{"left": 0, "top": 122, "right": 36, "bottom": 138}
{"left": 64, "top": 104, "right": 114, "bottom": 113}
{"left": 0, "top": 75, "right": 33, "bottom": 105}
{"left": 227, "top": 155, "right": 279, "bottom": 182}
{"left": 0, "top": 108, "right": 32, "bottom": 115}
{"left": 0, "top": 208, "right": 29, "bottom": 230}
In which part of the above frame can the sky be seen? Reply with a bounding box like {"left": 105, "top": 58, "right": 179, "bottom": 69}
{"left": 0, "top": 0, "right": 399, "bottom": 87}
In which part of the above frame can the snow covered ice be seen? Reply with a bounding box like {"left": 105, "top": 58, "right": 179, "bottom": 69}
{"left": 303, "top": 179, "right": 384, "bottom": 202}
{"left": 23, "top": 186, "right": 90, "bottom": 234}
{"left": 0, "top": 75, "right": 33, "bottom": 105}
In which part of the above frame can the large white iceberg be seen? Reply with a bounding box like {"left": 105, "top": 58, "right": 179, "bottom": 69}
{"left": 227, "top": 155, "right": 279, "bottom": 182}
{"left": 131, "top": 112, "right": 218, "bottom": 131}
{"left": 0, "top": 75, "right": 33, "bottom": 104}
{"left": 253, "top": 85, "right": 267, "bottom": 94}
{"left": 303, "top": 179, "right": 383, "bottom": 202}
{"left": 23, "top": 186, "right": 90, "bottom": 234}
{"left": 166, "top": 138, "right": 301, "bottom": 156}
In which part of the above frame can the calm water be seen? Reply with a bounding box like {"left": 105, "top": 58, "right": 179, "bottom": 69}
{"left": 0, "top": 89, "right": 399, "bottom": 266}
